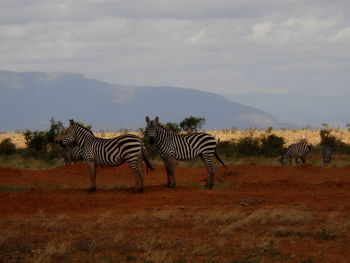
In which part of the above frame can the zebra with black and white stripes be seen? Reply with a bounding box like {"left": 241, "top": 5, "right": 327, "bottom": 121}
{"left": 280, "top": 141, "right": 311, "bottom": 166}
{"left": 145, "top": 116, "right": 225, "bottom": 189}
{"left": 60, "top": 119, "right": 154, "bottom": 192}
{"left": 62, "top": 146, "right": 83, "bottom": 165}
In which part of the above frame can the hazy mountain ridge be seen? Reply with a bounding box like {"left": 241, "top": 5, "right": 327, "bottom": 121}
{"left": 226, "top": 92, "right": 350, "bottom": 128}
{"left": 0, "top": 71, "right": 285, "bottom": 131}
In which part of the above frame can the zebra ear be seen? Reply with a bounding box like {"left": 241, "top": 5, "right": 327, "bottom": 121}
{"left": 145, "top": 116, "right": 150, "bottom": 123}
{"left": 155, "top": 116, "right": 159, "bottom": 124}
{"left": 69, "top": 119, "right": 74, "bottom": 125}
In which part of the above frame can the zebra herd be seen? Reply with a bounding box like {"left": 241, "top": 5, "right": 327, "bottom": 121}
{"left": 60, "top": 118, "right": 334, "bottom": 192}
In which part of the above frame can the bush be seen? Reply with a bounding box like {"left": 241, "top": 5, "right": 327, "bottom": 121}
{"left": 217, "top": 134, "right": 285, "bottom": 158}
{"left": 260, "top": 134, "right": 285, "bottom": 157}
{"left": 234, "top": 136, "right": 261, "bottom": 156}
{"left": 318, "top": 129, "right": 350, "bottom": 155}
{"left": 0, "top": 138, "right": 16, "bottom": 155}
{"left": 23, "top": 118, "right": 64, "bottom": 159}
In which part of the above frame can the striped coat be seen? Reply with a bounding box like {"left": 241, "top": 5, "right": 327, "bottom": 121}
{"left": 60, "top": 119, "right": 153, "bottom": 192}
{"left": 145, "top": 116, "right": 225, "bottom": 189}
{"left": 280, "top": 141, "right": 311, "bottom": 166}
{"left": 62, "top": 146, "right": 83, "bottom": 165}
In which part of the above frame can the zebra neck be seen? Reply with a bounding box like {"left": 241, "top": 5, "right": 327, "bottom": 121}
{"left": 154, "top": 128, "right": 175, "bottom": 145}
{"left": 76, "top": 129, "right": 95, "bottom": 147}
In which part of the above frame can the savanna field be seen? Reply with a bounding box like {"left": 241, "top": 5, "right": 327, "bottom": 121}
{"left": 1, "top": 129, "right": 350, "bottom": 262}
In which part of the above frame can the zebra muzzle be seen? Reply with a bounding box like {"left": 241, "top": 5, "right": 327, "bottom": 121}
{"left": 59, "top": 141, "right": 66, "bottom": 148}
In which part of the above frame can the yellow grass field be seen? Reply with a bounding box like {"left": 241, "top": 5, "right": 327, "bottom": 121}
{"left": 1, "top": 129, "right": 350, "bottom": 148}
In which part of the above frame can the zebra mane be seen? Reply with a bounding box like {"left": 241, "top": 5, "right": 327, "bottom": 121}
{"left": 155, "top": 122, "right": 176, "bottom": 134}
{"left": 73, "top": 122, "right": 94, "bottom": 136}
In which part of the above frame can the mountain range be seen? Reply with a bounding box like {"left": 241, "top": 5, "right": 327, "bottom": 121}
{"left": 226, "top": 92, "right": 350, "bottom": 128}
{"left": 0, "top": 71, "right": 285, "bottom": 131}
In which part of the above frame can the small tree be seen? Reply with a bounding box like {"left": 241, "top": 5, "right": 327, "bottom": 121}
{"left": 319, "top": 129, "right": 337, "bottom": 149}
{"left": 180, "top": 116, "right": 205, "bottom": 133}
{"left": 165, "top": 122, "right": 181, "bottom": 133}
{"left": 321, "top": 123, "right": 330, "bottom": 130}
{"left": 23, "top": 117, "right": 65, "bottom": 159}
{"left": 346, "top": 123, "right": 350, "bottom": 132}
{"left": 0, "top": 138, "right": 16, "bottom": 155}
{"left": 260, "top": 134, "right": 285, "bottom": 157}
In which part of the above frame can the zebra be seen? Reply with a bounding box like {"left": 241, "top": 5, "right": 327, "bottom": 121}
{"left": 145, "top": 116, "right": 225, "bottom": 189}
{"left": 60, "top": 119, "right": 154, "bottom": 193}
{"left": 280, "top": 141, "right": 311, "bottom": 166}
{"left": 323, "top": 145, "right": 334, "bottom": 166}
{"left": 62, "top": 146, "right": 83, "bottom": 165}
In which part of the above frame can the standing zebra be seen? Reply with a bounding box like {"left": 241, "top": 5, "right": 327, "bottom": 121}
{"left": 62, "top": 146, "right": 83, "bottom": 165}
{"left": 323, "top": 145, "right": 334, "bottom": 166}
{"left": 60, "top": 119, "right": 154, "bottom": 192}
{"left": 145, "top": 116, "right": 225, "bottom": 189}
{"left": 280, "top": 141, "right": 311, "bottom": 166}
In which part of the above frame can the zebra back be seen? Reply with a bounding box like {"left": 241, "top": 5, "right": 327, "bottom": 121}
{"left": 62, "top": 121, "right": 146, "bottom": 166}
{"left": 283, "top": 142, "right": 311, "bottom": 158}
{"left": 145, "top": 116, "right": 218, "bottom": 160}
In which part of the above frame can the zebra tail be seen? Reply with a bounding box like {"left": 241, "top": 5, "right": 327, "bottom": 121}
{"left": 143, "top": 153, "right": 155, "bottom": 173}
{"left": 215, "top": 149, "right": 226, "bottom": 167}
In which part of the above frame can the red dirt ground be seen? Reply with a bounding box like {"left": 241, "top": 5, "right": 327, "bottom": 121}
{"left": 1, "top": 163, "right": 350, "bottom": 262}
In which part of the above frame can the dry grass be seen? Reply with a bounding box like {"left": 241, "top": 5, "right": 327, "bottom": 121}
{"left": 1, "top": 208, "right": 349, "bottom": 263}
{"left": 3, "top": 129, "right": 350, "bottom": 149}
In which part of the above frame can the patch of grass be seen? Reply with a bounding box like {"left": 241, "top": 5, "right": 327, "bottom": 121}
{"left": 0, "top": 154, "right": 62, "bottom": 170}
{"left": 318, "top": 227, "right": 336, "bottom": 240}
{"left": 230, "top": 256, "right": 260, "bottom": 263}
{"left": 180, "top": 182, "right": 204, "bottom": 188}
{"left": 33, "top": 239, "right": 72, "bottom": 263}
{"left": 213, "top": 182, "right": 236, "bottom": 189}
{"left": 300, "top": 257, "right": 314, "bottom": 263}
{"left": 0, "top": 185, "right": 27, "bottom": 192}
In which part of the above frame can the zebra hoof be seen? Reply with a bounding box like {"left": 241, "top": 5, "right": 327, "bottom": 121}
{"left": 89, "top": 186, "right": 96, "bottom": 192}
{"left": 133, "top": 187, "right": 144, "bottom": 193}
{"left": 205, "top": 183, "right": 214, "bottom": 189}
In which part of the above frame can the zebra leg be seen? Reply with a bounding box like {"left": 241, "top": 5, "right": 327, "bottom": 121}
{"left": 127, "top": 157, "right": 144, "bottom": 193}
{"left": 301, "top": 156, "right": 307, "bottom": 165}
{"left": 87, "top": 161, "right": 97, "bottom": 192}
{"left": 201, "top": 154, "right": 215, "bottom": 189}
{"left": 295, "top": 157, "right": 300, "bottom": 166}
{"left": 163, "top": 158, "right": 175, "bottom": 188}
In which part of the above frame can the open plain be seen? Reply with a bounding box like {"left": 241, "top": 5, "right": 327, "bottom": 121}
{"left": 1, "top": 162, "right": 350, "bottom": 262}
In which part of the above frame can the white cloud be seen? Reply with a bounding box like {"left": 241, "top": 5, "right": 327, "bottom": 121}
{"left": 0, "top": 0, "right": 349, "bottom": 96}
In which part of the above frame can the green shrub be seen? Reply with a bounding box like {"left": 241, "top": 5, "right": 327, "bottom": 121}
{"left": 0, "top": 138, "right": 16, "bottom": 155}
{"left": 23, "top": 117, "right": 65, "bottom": 159}
{"left": 234, "top": 136, "right": 261, "bottom": 157}
{"left": 318, "top": 129, "right": 350, "bottom": 155}
{"left": 260, "top": 134, "right": 285, "bottom": 157}
{"left": 217, "top": 134, "right": 285, "bottom": 158}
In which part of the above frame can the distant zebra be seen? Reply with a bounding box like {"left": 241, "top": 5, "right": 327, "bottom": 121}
{"left": 323, "top": 145, "right": 334, "bottom": 166}
{"left": 60, "top": 119, "right": 154, "bottom": 192}
{"left": 280, "top": 141, "right": 311, "bottom": 166}
{"left": 62, "top": 146, "right": 83, "bottom": 165}
{"left": 145, "top": 116, "right": 225, "bottom": 189}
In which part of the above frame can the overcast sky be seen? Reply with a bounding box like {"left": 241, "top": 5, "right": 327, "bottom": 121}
{"left": 1, "top": 0, "right": 349, "bottom": 96}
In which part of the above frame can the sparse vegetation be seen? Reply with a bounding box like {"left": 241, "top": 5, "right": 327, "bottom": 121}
{"left": 1, "top": 208, "right": 345, "bottom": 262}
{"left": 1, "top": 117, "right": 350, "bottom": 168}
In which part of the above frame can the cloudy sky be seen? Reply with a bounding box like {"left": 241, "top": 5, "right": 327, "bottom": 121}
{"left": 1, "top": 0, "right": 350, "bottom": 96}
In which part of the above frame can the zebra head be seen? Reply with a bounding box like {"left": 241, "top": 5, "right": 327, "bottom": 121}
{"left": 145, "top": 116, "right": 160, "bottom": 144}
{"left": 60, "top": 119, "right": 77, "bottom": 147}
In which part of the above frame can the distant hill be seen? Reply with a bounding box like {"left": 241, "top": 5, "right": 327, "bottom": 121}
{"left": 226, "top": 92, "right": 350, "bottom": 128}
{"left": 0, "top": 71, "right": 285, "bottom": 131}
